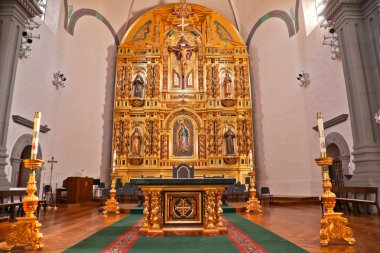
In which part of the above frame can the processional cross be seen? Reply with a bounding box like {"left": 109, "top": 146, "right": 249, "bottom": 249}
{"left": 47, "top": 156, "right": 58, "bottom": 188}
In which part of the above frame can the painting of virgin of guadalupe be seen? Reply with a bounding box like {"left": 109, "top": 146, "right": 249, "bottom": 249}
{"left": 173, "top": 118, "right": 194, "bottom": 157}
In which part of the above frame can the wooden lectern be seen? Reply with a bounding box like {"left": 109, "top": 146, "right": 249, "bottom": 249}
{"left": 62, "top": 177, "right": 93, "bottom": 203}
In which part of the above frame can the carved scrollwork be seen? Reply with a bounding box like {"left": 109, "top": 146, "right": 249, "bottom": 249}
{"left": 146, "top": 64, "right": 153, "bottom": 98}
{"left": 153, "top": 64, "right": 160, "bottom": 97}
{"left": 152, "top": 119, "right": 160, "bottom": 156}
{"left": 207, "top": 119, "right": 215, "bottom": 155}
{"left": 214, "top": 64, "right": 220, "bottom": 98}
{"left": 144, "top": 119, "right": 152, "bottom": 155}
{"left": 121, "top": 119, "right": 130, "bottom": 156}
{"left": 206, "top": 63, "right": 213, "bottom": 99}
{"left": 215, "top": 119, "right": 223, "bottom": 154}
{"left": 242, "top": 63, "right": 250, "bottom": 98}
{"left": 234, "top": 62, "right": 242, "bottom": 98}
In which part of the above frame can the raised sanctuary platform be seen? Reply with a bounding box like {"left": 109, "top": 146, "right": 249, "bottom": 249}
{"left": 130, "top": 178, "right": 235, "bottom": 236}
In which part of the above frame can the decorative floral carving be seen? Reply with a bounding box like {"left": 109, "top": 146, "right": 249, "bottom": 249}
{"left": 121, "top": 119, "right": 130, "bottom": 156}
{"left": 152, "top": 119, "right": 160, "bottom": 156}
{"left": 207, "top": 119, "right": 215, "bottom": 155}
{"left": 214, "top": 64, "right": 220, "bottom": 98}
{"left": 206, "top": 63, "right": 213, "bottom": 99}
{"left": 242, "top": 63, "right": 250, "bottom": 98}
{"left": 144, "top": 119, "right": 152, "bottom": 155}
{"left": 146, "top": 63, "right": 153, "bottom": 98}
{"left": 153, "top": 64, "right": 160, "bottom": 97}
{"left": 199, "top": 135, "right": 206, "bottom": 159}
{"left": 204, "top": 190, "right": 216, "bottom": 229}
{"left": 150, "top": 191, "right": 162, "bottom": 229}
{"left": 215, "top": 119, "right": 223, "bottom": 154}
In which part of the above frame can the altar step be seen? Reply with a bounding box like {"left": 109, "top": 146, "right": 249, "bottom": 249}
{"left": 269, "top": 196, "right": 320, "bottom": 205}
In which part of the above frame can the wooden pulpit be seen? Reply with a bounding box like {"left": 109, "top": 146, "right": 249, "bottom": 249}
{"left": 62, "top": 177, "right": 93, "bottom": 203}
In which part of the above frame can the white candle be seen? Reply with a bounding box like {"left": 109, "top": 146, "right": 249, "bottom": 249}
{"left": 112, "top": 151, "right": 117, "bottom": 173}
{"left": 31, "top": 112, "right": 41, "bottom": 159}
{"left": 317, "top": 112, "right": 327, "bottom": 157}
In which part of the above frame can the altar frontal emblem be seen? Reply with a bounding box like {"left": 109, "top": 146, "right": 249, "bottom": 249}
{"left": 174, "top": 198, "right": 193, "bottom": 217}
{"left": 164, "top": 192, "right": 202, "bottom": 224}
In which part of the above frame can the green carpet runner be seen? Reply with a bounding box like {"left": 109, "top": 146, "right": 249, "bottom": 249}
{"left": 64, "top": 213, "right": 307, "bottom": 253}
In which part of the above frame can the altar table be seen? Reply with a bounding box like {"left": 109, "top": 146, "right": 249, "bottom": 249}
{"left": 130, "top": 178, "right": 235, "bottom": 236}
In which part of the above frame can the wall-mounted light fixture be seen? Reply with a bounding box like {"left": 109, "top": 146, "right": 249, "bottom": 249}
{"left": 297, "top": 72, "right": 309, "bottom": 87}
{"left": 19, "top": 18, "right": 41, "bottom": 59}
{"left": 320, "top": 19, "right": 341, "bottom": 60}
{"left": 52, "top": 71, "right": 67, "bottom": 89}
{"left": 375, "top": 110, "right": 380, "bottom": 124}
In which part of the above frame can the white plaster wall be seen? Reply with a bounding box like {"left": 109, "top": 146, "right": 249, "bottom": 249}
{"left": 5, "top": 0, "right": 354, "bottom": 197}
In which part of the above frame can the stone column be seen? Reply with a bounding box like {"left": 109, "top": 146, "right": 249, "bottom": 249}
{"left": 0, "top": 0, "right": 42, "bottom": 189}
{"left": 322, "top": 0, "right": 380, "bottom": 187}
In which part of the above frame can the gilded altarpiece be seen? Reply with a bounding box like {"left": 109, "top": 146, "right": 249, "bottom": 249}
{"left": 113, "top": 1, "right": 255, "bottom": 183}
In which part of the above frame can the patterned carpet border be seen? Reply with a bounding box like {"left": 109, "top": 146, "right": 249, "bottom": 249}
{"left": 223, "top": 217, "right": 267, "bottom": 253}
{"left": 102, "top": 218, "right": 143, "bottom": 253}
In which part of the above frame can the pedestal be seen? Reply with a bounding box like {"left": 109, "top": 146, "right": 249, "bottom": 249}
{"left": 245, "top": 172, "right": 262, "bottom": 213}
{"left": 3, "top": 159, "right": 44, "bottom": 251}
{"left": 103, "top": 171, "right": 120, "bottom": 215}
{"left": 315, "top": 157, "right": 355, "bottom": 246}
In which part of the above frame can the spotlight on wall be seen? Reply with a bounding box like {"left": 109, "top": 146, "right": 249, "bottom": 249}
{"left": 297, "top": 72, "right": 309, "bottom": 87}
{"left": 52, "top": 71, "right": 67, "bottom": 89}
{"left": 320, "top": 19, "right": 341, "bottom": 61}
{"left": 19, "top": 18, "right": 41, "bottom": 59}
{"left": 375, "top": 110, "right": 380, "bottom": 124}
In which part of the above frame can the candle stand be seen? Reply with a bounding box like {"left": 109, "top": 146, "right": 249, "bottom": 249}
{"left": 315, "top": 157, "right": 355, "bottom": 246}
{"left": 4, "top": 159, "right": 44, "bottom": 251}
{"left": 103, "top": 171, "right": 120, "bottom": 215}
{"left": 246, "top": 171, "right": 262, "bottom": 213}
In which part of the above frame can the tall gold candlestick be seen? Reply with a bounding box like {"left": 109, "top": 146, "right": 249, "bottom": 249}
{"left": 245, "top": 169, "right": 262, "bottom": 213}
{"left": 315, "top": 112, "right": 355, "bottom": 246}
{"left": 4, "top": 113, "right": 44, "bottom": 251}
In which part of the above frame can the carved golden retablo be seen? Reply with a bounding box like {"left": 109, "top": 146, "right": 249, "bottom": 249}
{"left": 3, "top": 159, "right": 44, "bottom": 251}
{"left": 112, "top": 1, "right": 255, "bottom": 183}
{"left": 245, "top": 171, "right": 262, "bottom": 213}
{"left": 315, "top": 156, "right": 355, "bottom": 246}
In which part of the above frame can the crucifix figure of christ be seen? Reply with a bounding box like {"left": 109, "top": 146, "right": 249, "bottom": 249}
{"left": 168, "top": 11, "right": 196, "bottom": 89}
{"left": 169, "top": 36, "right": 196, "bottom": 89}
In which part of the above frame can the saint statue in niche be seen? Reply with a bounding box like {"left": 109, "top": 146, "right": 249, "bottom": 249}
{"left": 177, "top": 119, "right": 190, "bottom": 153}
{"left": 133, "top": 73, "right": 144, "bottom": 98}
{"left": 131, "top": 128, "right": 142, "bottom": 156}
{"left": 223, "top": 69, "right": 233, "bottom": 98}
{"left": 224, "top": 127, "right": 235, "bottom": 155}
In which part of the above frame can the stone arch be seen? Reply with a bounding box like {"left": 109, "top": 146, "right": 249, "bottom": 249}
{"left": 246, "top": 10, "right": 296, "bottom": 50}
{"left": 10, "top": 134, "right": 43, "bottom": 189}
{"left": 325, "top": 132, "right": 350, "bottom": 175}
{"left": 66, "top": 9, "right": 119, "bottom": 45}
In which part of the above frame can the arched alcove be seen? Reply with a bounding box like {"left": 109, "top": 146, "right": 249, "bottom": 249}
{"left": 10, "top": 134, "right": 42, "bottom": 192}
{"left": 326, "top": 132, "right": 351, "bottom": 184}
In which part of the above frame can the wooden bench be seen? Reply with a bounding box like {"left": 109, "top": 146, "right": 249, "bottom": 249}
{"left": 332, "top": 186, "right": 380, "bottom": 216}
{"left": 0, "top": 200, "right": 47, "bottom": 222}
{"left": 0, "top": 190, "right": 47, "bottom": 221}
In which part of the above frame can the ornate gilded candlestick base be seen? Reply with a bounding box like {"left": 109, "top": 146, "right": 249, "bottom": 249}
{"left": 3, "top": 159, "right": 44, "bottom": 251}
{"left": 246, "top": 172, "right": 262, "bottom": 213}
{"left": 103, "top": 171, "right": 120, "bottom": 215}
{"left": 315, "top": 157, "right": 355, "bottom": 246}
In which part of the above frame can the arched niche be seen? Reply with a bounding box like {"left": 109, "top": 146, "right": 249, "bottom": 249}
{"left": 10, "top": 134, "right": 43, "bottom": 192}
{"left": 326, "top": 132, "right": 350, "bottom": 176}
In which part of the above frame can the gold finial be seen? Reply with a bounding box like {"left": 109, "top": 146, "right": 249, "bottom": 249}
{"left": 173, "top": 0, "right": 193, "bottom": 19}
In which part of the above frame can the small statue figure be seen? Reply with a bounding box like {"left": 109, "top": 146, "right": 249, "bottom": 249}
{"left": 133, "top": 73, "right": 144, "bottom": 98}
{"left": 224, "top": 127, "right": 235, "bottom": 155}
{"left": 223, "top": 69, "right": 233, "bottom": 98}
{"left": 131, "top": 128, "right": 142, "bottom": 156}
